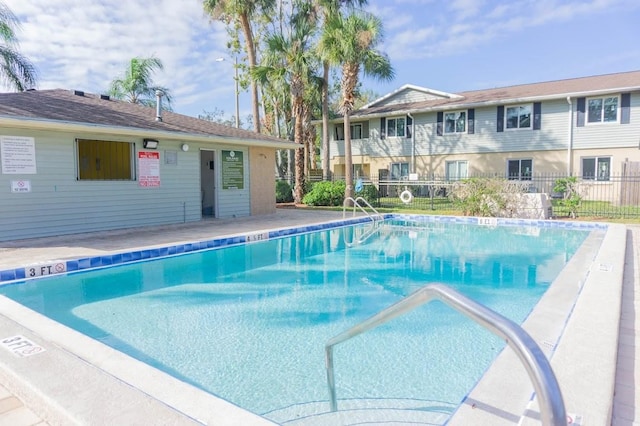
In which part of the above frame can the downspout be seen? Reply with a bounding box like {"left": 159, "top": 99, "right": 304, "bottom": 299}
{"left": 408, "top": 112, "right": 415, "bottom": 173}
{"left": 566, "top": 97, "right": 573, "bottom": 175}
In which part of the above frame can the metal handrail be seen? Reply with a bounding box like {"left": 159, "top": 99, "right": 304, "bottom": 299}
{"left": 342, "top": 196, "right": 382, "bottom": 221}
{"left": 342, "top": 197, "right": 384, "bottom": 246}
{"left": 325, "top": 283, "right": 566, "bottom": 425}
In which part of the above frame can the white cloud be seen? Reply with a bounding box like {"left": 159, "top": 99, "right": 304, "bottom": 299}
{"left": 3, "top": 0, "right": 639, "bottom": 116}
{"left": 4, "top": 0, "right": 231, "bottom": 115}
{"left": 382, "top": 0, "right": 640, "bottom": 61}
{"left": 449, "top": 0, "right": 485, "bottom": 20}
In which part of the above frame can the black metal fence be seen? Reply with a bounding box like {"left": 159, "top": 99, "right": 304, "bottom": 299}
{"left": 293, "top": 172, "right": 640, "bottom": 219}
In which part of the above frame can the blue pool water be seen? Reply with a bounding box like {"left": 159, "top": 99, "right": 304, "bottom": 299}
{"left": 0, "top": 218, "right": 592, "bottom": 420}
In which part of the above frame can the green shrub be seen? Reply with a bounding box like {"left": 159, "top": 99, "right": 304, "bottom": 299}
{"left": 449, "top": 177, "right": 527, "bottom": 217}
{"left": 553, "top": 177, "right": 582, "bottom": 218}
{"left": 356, "top": 184, "right": 379, "bottom": 206}
{"left": 275, "top": 180, "right": 294, "bottom": 203}
{"left": 302, "top": 181, "right": 346, "bottom": 206}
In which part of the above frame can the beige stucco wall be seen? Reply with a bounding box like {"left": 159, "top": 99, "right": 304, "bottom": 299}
{"left": 571, "top": 147, "right": 640, "bottom": 175}
{"left": 331, "top": 147, "right": 640, "bottom": 179}
{"left": 249, "top": 146, "right": 277, "bottom": 215}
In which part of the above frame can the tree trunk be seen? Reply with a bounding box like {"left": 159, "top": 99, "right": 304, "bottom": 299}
{"left": 239, "top": 13, "right": 261, "bottom": 133}
{"left": 292, "top": 91, "right": 306, "bottom": 203}
{"left": 343, "top": 112, "right": 353, "bottom": 202}
{"left": 321, "top": 61, "right": 330, "bottom": 180}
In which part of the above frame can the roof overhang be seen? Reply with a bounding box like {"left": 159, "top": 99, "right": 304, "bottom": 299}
{"left": 0, "top": 116, "right": 297, "bottom": 149}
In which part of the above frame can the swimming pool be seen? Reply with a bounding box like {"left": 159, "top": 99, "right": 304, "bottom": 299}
{"left": 0, "top": 216, "right": 604, "bottom": 424}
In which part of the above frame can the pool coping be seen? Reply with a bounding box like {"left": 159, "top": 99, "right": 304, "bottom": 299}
{"left": 449, "top": 223, "right": 624, "bottom": 425}
{"left": 0, "top": 214, "right": 618, "bottom": 425}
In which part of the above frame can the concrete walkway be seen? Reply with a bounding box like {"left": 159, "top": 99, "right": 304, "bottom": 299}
{"left": 0, "top": 210, "right": 637, "bottom": 425}
{"left": 613, "top": 225, "right": 640, "bottom": 425}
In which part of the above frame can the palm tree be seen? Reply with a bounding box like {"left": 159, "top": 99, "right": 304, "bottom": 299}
{"left": 108, "top": 56, "right": 172, "bottom": 108}
{"left": 252, "top": 4, "right": 317, "bottom": 203}
{"left": 203, "top": 0, "right": 275, "bottom": 134}
{"left": 315, "top": 0, "right": 368, "bottom": 180}
{"left": 0, "top": 2, "right": 37, "bottom": 91}
{"left": 319, "top": 10, "right": 394, "bottom": 201}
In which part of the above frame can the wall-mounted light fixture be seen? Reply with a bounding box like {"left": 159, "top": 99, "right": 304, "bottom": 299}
{"left": 181, "top": 143, "right": 190, "bottom": 152}
{"left": 143, "top": 139, "right": 159, "bottom": 149}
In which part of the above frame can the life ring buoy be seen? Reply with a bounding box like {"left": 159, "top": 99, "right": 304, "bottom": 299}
{"left": 399, "top": 190, "right": 413, "bottom": 204}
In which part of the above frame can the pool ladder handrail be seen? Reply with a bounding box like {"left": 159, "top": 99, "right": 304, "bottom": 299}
{"left": 342, "top": 197, "right": 384, "bottom": 246}
{"left": 324, "top": 283, "right": 567, "bottom": 426}
{"left": 342, "top": 196, "right": 383, "bottom": 221}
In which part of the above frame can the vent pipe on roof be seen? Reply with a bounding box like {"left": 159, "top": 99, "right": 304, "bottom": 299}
{"left": 155, "top": 90, "right": 163, "bottom": 122}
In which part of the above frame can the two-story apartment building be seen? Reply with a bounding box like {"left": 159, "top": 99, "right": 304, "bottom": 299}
{"left": 327, "top": 70, "right": 640, "bottom": 185}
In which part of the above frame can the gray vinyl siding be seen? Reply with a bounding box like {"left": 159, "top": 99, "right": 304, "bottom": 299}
{"left": 327, "top": 93, "right": 640, "bottom": 174}
{"left": 467, "top": 100, "right": 568, "bottom": 154}
{"left": 0, "top": 128, "right": 249, "bottom": 241}
{"left": 381, "top": 89, "right": 448, "bottom": 106}
{"left": 572, "top": 91, "right": 640, "bottom": 149}
{"left": 329, "top": 119, "right": 414, "bottom": 158}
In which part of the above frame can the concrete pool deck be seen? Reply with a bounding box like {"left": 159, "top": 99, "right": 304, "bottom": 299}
{"left": 0, "top": 208, "right": 636, "bottom": 425}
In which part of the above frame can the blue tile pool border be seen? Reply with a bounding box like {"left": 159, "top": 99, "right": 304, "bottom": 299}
{"left": 0, "top": 214, "right": 608, "bottom": 285}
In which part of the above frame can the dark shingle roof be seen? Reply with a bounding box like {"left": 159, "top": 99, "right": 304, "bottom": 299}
{"left": 0, "top": 89, "right": 292, "bottom": 146}
{"left": 352, "top": 70, "right": 640, "bottom": 117}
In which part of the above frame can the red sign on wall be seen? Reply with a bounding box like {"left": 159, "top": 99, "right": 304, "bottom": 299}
{"left": 138, "top": 151, "right": 160, "bottom": 187}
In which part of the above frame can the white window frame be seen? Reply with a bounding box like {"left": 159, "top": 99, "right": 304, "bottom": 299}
{"left": 350, "top": 123, "right": 362, "bottom": 140}
{"left": 335, "top": 123, "right": 364, "bottom": 141}
{"left": 587, "top": 95, "right": 619, "bottom": 124}
{"left": 386, "top": 117, "right": 406, "bottom": 138}
{"left": 505, "top": 104, "right": 532, "bottom": 130}
{"left": 390, "top": 162, "right": 409, "bottom": 180}
{"left": 444, "top": 110, "right": 466, "bottom": 134}
{"left": 445, "top": 160, "right": 468, "bottom": 181}
{"left": 581, "top": 156, "right": 611, "bottom": 181}
{"left": 507, "top": 158, "right": 532, "bottom": 180}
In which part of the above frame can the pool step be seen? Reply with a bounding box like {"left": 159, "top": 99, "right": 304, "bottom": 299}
{"left": 264, "top": 398, "right": 457, "bottom": 425}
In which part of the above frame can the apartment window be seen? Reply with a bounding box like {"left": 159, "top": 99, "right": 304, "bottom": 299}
{"left": 77, "top": 139, "right": 133, "bottom": 180}
{"left": 444, "top": 111, "right": 466, "bottom": 133}
{"left": 507, "top": 159, "right": 532, "bottom": 180}
{"left": 446, "top": 160, "right": 468, "bottom": 181}
{"left": 587, "top": 96, "right": 618, "bottom": 124}
{"left": 334, "top": 123, "right": 367, "bottom": 140}
{"left": 582, "top": 157, "right": 610, "bottom": 181}
{"left": 353, "top": 164, "right": 366, "bottom": 179}
{"left": 506, "top": 104, "right": 532, "bottom": 129}
{"left": 387, "top": 117, "right": 406, "bottom": 137}
{"left": 390, "top": 162, "right": 409, "bottom": 180}
{"left": 351, "top": 124, "right": 362, "bottom": 139}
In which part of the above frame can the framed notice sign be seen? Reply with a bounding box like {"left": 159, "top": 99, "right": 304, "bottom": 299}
{"left": 221, "top": 150, "right": 244, "bottom": 189}
{"left": 138, "top": 151, "right": 160, "bottom": 187}
{"left": 1, "top": 136, "right": 37, "bottom": 174}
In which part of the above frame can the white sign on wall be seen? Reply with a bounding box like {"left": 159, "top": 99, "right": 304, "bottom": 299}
{"left": 1, "top": 136, "right": 37, "bottom": 174}
{"left": 11, "top": 180, "right": 31, "bottom": 193}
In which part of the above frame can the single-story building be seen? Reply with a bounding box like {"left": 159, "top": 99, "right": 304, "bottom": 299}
{"left": 0, "top": 89, "right": 295, "bottom": 242}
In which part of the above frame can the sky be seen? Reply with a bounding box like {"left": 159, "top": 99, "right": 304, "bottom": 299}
{"left": 5, "top": 0, "right": 640, "bottom": 121}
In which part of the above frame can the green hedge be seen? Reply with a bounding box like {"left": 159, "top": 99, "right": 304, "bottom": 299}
{"left": 302, "top": 181, "right": 346, "bottom": 206}
{"left": 276, "top": 180, "right": 294, "bottom": 203}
